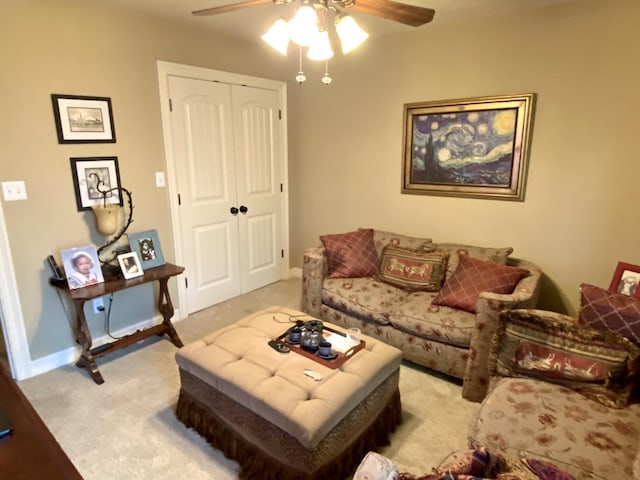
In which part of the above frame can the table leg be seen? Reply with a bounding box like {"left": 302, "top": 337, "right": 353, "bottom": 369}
{"left": 157, "top": 277, "right": 183, "bottom": 348}
{"left": 71, "top": 299, "right": 105, "bottom": 385}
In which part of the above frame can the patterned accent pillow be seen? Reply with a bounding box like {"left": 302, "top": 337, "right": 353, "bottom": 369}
{"left": 377, "top": 245, "right": 448, "bottom": 291}
{"left": 492, "top": 309, "right": 640, "bottom": 408}
{"left": 579, "top": 283, "right": 640, "bottom": 345}
{"left": 432, "top": 243, "right": 513, "bottom": 282}
{"left": 320, "top": 228, "right": 378, "bottom": 279}
{"left": 432, "top": 254, "right": 528, "bottom": 313}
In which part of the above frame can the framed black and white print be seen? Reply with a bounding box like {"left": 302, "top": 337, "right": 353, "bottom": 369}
{"left": 51, "top": 94, "right": 116, "bottom": 143}
{"left": 70, "top": 156, "right": 123, "bottom": 211}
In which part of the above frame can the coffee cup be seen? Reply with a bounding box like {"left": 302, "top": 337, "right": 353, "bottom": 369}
{"left": 318, "top": 341, "right": 332, "bottom": 357}
{"left": 289, "top": 327, "right": 302, "bottom": 343}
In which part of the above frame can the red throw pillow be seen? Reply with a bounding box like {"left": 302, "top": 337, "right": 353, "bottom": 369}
{"left": 320, "top": 228, "right": 378, "bottom": 278}
{"left": 579, "top": 283, "right": 640, "bottom": 345}
{"left": 433, "top": 254, "right": 529, "bottom": 313}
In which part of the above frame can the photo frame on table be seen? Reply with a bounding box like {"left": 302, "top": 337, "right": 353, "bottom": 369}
{"left": 51, "top": 94, "right": 116, "bottom": 143}
{"left": 402, "top": 93, "right": 536, "bottom": 201}
{"left": 117, "top": 252, "right": 144, "bottom": 280}
{"left": 60, "top": 244, "right": 104, "bottom": 290}
{"left": 128, "top": 230, "right": 165, "bottom": 269}
{"left": 609, "top": 262, "right": 640, "bottom": 298}
{"left": 70, "top": 156, "right": 123, "bottom": 212}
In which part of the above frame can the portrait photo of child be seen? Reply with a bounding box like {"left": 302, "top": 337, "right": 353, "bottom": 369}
{"left": 61, "top": 244, "right": 105, "bottom": 290}
{"left": 117, "top": 251, "right": 144, "bottom": 280}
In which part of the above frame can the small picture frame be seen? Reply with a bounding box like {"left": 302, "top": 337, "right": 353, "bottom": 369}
{"left": 51, "top": 94, "right": 116, "bottom": 143}
{"left": 117, "top": 252, "right": 144, "bottom": 279}
{"left": 60, "top": 245, "right": 105, "bottom": 290}
{"left": 609, "top": 262, "right": 640, "bottom": 298}
{"left": 128, "top": 230, "right": 165, "bottom": 269}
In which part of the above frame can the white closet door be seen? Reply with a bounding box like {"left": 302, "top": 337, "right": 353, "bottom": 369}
{"left": 168, "top": 76, "right": 241, "bottom": 313}
{"left": 232, "top": 86, "right": 283, "bottom": 292}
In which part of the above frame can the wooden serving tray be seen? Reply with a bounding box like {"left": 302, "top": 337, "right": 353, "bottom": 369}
{"left": 277, "top": 325, "right": 365, "bottom": 369}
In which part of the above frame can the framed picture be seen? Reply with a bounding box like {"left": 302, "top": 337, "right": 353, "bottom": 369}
{"left": 60, "top": 244, "right": 105, "bottom": 290}
{"left": 70, "top": 156, "right": 123, "bottom": 211}
{"left": 402, "top": 93, "right": 536, "bottom": 201}
{"left": 51, "top": 94, "right": 116, "bottom": 143}
{"left": 609, "top": 262, "right": 640, "bottom": 298}
{"left": 117, "top": 252, "right": 144, "bottom": 279}
{"left": 128, "top": 230, "right": 165, "bottom": 269}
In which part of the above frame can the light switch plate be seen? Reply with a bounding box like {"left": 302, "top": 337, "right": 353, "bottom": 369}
{"left": 155, "top": 172, "right": 165, "bottom": 188}
{"left": 2, "top": 181, "right": 27, "bottom": 201}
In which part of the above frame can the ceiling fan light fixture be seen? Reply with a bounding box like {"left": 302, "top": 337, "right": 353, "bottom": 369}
{"left": 335, "top": 15, "right": 369, "bottom": 54}
{"left": 307, "top": 30, "right": 334, "bottom": 61}
{"left": 288, "top": 5, "right": 318, "bottom": 47}
{"left": 261, "top": 18, "right": 290, "bottom": 55}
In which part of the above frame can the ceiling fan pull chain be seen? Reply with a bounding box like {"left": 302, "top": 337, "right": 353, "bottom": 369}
{"left": 296, "top": 47, "right": 307, "bottom": 84}
{"left": 322, "top": 60, "right": 333, "bottom": 85}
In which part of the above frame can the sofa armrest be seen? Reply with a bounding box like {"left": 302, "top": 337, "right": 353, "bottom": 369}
{"left": 301, "top": 246, "right": 327, "bottom": 318}
{"left": 461, "top": 258, "right": 543, "bottom": 402}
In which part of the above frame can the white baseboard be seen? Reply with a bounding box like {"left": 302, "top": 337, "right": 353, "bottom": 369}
{"left": 26, "top": 309, "right": 182, "bottom": 379}
{"left": 288, "top": 267, "right": 302, "bottom": 278}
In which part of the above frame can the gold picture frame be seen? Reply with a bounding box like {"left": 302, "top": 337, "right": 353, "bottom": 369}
{"left": 402, "top": 93, "right": 536, "bottom": 201}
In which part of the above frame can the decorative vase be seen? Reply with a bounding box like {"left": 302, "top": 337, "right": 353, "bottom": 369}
{"left": 91, "top": 204, "right": 121, "bottom": 235}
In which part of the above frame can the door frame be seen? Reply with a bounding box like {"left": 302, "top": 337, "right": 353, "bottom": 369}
{"left": 0, "top": 200, "right": 31, "bottom": 380}
{"left": 156, "top": 61, "right": 290, "bottom": 317}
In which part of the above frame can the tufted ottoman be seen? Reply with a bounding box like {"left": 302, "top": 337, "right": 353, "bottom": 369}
{"left": 174, "top": 306, "right": 403, "bottom": 480}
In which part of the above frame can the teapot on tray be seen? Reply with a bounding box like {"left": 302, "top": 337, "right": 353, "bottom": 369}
{"left": 300, "top": 320, "right": 324, "bottom": 351}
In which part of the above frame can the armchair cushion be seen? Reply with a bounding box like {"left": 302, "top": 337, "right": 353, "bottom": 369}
{"left": 579, "top": 283, "right": 640, "bottom": 345}
{"left": 433, "top": 255, "right": 529, "bottom": 314}
{"left": 491, "top": 309, "right": 640, "bottom": 408}
{"left": 378, "top": 245, "right": 448, "bottom": 292}
{"left": 320, "top": 228, "right": 378, "bottom": 278}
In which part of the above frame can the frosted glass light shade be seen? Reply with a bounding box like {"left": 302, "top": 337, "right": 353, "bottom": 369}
{"left": 289, "top": 6, "right": 318, "bottom": 47}
{"left": 336, "top": 15, "right": 369, "bottom": 54}
{"left": 261, "top": 18, "right": 290, "bottom": 55}
{"left": 307, "top": 31, "right": 334, "bottom": 61}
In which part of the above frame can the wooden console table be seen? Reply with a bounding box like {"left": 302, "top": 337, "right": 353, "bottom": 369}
{"left": 51, "top": 263, "right": 185, "bottom": 385}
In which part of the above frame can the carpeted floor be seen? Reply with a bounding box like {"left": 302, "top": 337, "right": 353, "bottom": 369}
{"left": 18, "top": 277, "right": 480, "bottom": 479}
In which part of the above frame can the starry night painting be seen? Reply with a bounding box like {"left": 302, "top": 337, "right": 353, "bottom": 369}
{"left": 402, "top": 94, "right": 535, "bottom": 201}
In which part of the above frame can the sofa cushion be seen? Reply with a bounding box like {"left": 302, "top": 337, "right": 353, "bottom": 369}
{"left": 377, "top": 245, "right": 448, "bottom": 292}
{"left": 322, "top": 277, "right": 407, "bottom": 325}
{"left": 432, "top": 255, "right": 529, "bottom": 314}
{"left": 320, "top": 228, "right": 378, "bottom": 278}
{"left": 469, "top": 377, "right": 640, "bottom": 479}
{"left": 491, "top": 309, "right": 640, "bottom": 408}
{"left": 370, "top": 229, "right": 433, "bottom": 258}
{"left": 579, "top": 283, "right": 640, "bottom": 345}
{"left": 388, "top": 291, "right": 476, "bottom": 347}
{"left": 433, "top": 243, "right": 513, "bottom": 282}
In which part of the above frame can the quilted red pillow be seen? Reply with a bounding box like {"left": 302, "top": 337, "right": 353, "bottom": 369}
{"left": 433, "top": 254, "right": 529, "bottom": 313}
{"left": 579, "top": 283, "right": 640, "bottom": 345}
{"left": 320, "top": 228, "right": 378, "bottom": 278}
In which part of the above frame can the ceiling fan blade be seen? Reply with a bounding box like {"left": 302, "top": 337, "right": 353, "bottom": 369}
{"left": 349, "top": 0, "right": 435, "bottom": 27}
{"left": 192, "top": 0, "right": 273, "bottom": 16}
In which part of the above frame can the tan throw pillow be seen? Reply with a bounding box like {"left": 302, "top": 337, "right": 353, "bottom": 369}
{"left": 492, "top": 309, "right": 640, "bottom": 408}
{"left": 369, "top": 229, "right": 433, "bottom": 258}
{"left": 432, "top": 254, "right": 528, "bottom": 313}
{"left": 377, "top": 245, "right": 448, "bottom": 291}
{"left": 320, "top": 228, "right": 378, "bottom": 279}
{"left": 433, "top": 243, "right": 513, "bottom": 282}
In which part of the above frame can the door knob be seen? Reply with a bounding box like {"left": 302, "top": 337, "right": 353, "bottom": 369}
{"left": 239, "top": 205, "right": 248, "bottom": 214}
{"left": 230, "top": 207, "right": 239, "bottom": 215}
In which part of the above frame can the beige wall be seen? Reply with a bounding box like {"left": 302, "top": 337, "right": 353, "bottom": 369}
{"left": 0, "top": 0, "right": 286, "bottom": 361}
{"left": 0, "top": 0, "right": 638, "bottom": 368}
{"left": 288, "top": 0, "right": 640, "bottom": 315}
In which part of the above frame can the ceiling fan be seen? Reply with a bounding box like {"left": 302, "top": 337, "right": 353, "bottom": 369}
{"left": 192, "top": 0, "right": 436, "bottom": 85}
{"left": 192, "top": 0, "right": 435, "bottom": 28}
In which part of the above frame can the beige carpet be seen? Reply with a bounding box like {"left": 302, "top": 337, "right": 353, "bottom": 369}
{"left": 18, "top": 277, "right": 480, "bottom": 479}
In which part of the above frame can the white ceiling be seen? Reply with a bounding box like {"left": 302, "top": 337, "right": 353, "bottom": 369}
{"left": 101, "top": 0, "right": 578, "bottom": 42}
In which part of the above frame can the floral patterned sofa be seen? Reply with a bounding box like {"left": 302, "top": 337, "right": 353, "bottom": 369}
{"left": 468, "top": 308, "right": 640, "bottom": 479}
{"left": 301, "top": 228, "right": 543, "bottom": 402}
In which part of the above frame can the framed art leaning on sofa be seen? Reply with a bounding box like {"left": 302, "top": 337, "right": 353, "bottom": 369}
{"left": 402, "top": 93, "right": 536, "bottom": 201}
